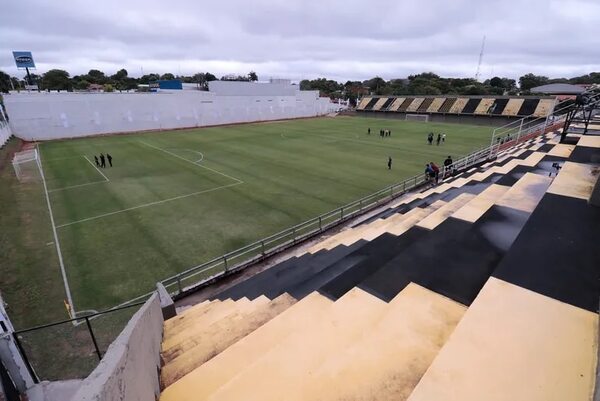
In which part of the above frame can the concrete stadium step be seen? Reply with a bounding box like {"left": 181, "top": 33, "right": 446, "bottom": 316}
{"left": 216, "top": 241, "right": 366, "bottom": 302}
{"left": 161, "top": 293, "right": 296, "bottom": 388}
{"left": 214, "top": 254, "right": 312, "bottom": 300}
{"left": 416, "top": 192, "right": 476, "bottom": 230}
{"left": 296, "top": 284, "right": 466, "bottom": 401}
{"left": 452, "top": 184, "right": 510, "bottom": 223}
{"left": 162, "top": 296, "right": 268, "bottom": 361}
{"left": 159, "top": 292, "right": 334, "bottom": 401}
{"left": 493, "top": 161, "right": 600, "bottom": 313}
{"left": 359, "top": 172, "right": 553, "bottom": 305}
{"left": 318, "top": 227, "right": 430, "bottom": 301}
{"left": 163, "top": 299, "right": 235, "bottom": 339}
{"left": 313, "top": 199, "right": 446, "bottom": 252}
{"left": 163, "top": 299, "right": 211, "bottom": 335}
{"left": 406, "top": 278, "right": 598, "bottom": 401}
{"left": 162, "top": 298, "right": 248, "bottom": 348}
{"left": 203, "top": 288, "right": 388, "bottom": 401}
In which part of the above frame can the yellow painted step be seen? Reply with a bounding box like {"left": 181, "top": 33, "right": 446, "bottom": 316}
{"left": 161, "top": 294, "right": 296, "bottom": 387}
{"left": 364, "top": 200, "right": 448, "bottom": 240}
{"left": 163, "top": 299, "right": 212, "bottom": 336}
{"left": 160, "top": 292, "right": 333, "bottom": 401}
{"left": 296, "top": 284, "right": 466, "bottom": 401}
{"left": 162, "top": 298, "right": 248, "bottom": 349}
{"left": 162, "top": 296, "right": 268, "bottom": 359}
{"left": 407, "top": 278, "right": 598, "bottom": 401}
{"left": 547, "top": 161, "right": 598, "bottom": 200}
{"left": 452, "top": 184, "right": 510, "bottom": 223}
{"left": 495, "top": 173, "right": 552, "bottom": 213}
{"left": 416, "top": 192, "right": 476, "bottom": 230}
{"left": 205, "top": 288, "right": 388, "bottom": 401}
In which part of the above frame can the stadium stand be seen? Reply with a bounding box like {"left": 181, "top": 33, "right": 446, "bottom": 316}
{"left": 490, "top": 98, "right": 509, "bottom": 115}
{"left": 406, "top": 97, "right": 425, "bottom": 112}
{"left": 380, "top": 97, "right": 395, "bottom": 111}
{"left": 534, "top": 98, "right": 556, "bottom": 117}
{"left": 474, "top": 98, "right": 495, "bottom": 115}
{"left": 426, "top": 97, "right": 446, "bottom": 113}
{"left": 397, "top": 98, "right": 415, "bottom": 112}
{"left": 416, "top": 98, "right": 434, "bottom": 112}
{"left": 388, "top": 97, "right": 406, "bottom": 112}
{"left": 461, "top": 98, "right": 482, "bottom": 114}
{"left": 372, "top": 97, "right": 388, "bottom": 111}
{"left": 158, "top": 124, "right": 599, "bottom": 401}
{"left": 356, "top": 96, "right": 557, "bottom": 121}
{"left": 356, "top": 97, "right": 371, "bottom": 110}
{"left": 449, "top": 97, "right": 469, "bottom": 113}
{"left": 517, "top": 98, "right": 541, "bottom": 116}
{"left": 502, "top": 98, "right": 525, "bottom": 116}
{"left": 438, "top": 97, "right": 457, "bottom": 113}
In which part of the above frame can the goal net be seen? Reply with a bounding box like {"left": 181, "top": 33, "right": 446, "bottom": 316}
{"left": 405, "top": 114, "right": 429, "bottom": 122}
{"left": 12, "top": 149, "right": 41, "bottom": 182}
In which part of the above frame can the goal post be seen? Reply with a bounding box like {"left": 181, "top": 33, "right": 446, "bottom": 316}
{"left": 12, "top": 148, "right": 41, "bottom": 182}
{"left": 405, "top": 114, "right": 429, "bottom": 122}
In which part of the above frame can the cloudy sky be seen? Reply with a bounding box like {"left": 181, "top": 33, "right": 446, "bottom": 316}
{"left": 1, "top": 0, "right": 599, "bottom": 82}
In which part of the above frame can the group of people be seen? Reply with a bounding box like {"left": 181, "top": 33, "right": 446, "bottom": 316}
{"left": 367, "top": 128, "right": 392, "bottom": 138}
{"left": 424, "top": 155, "right": 455, "bottom": 184}
{"left": 427, "top": 132, "right": 446, "bottom": 145}
{"left": 94, "top": 153, "right": 113, "bottom": 168}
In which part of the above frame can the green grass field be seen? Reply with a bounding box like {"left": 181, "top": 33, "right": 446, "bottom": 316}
{"left": 0, "top": 116, "right": 493, "bottom": 328}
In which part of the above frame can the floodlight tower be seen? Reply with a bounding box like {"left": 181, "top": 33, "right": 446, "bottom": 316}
{"left": 475, "top": 35, "right": 486, "bottom": 82}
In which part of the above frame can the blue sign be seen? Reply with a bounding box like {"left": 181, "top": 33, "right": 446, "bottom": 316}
{"left": 12, "top": 51, "right": 36, "bottom": 69}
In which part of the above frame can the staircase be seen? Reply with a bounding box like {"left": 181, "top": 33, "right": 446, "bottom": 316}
{"left": 159, "top": 128, "right": 600, "bottom": 401}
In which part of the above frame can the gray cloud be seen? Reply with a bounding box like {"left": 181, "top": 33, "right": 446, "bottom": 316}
{"left": 1, "top": 0, "right": 598, "bottom": 82}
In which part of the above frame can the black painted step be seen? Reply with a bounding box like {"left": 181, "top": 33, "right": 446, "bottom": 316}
{"left": 319, "top": 227, "right": 430, "bottom": 300}
{"left": 359, "top": 204, "right": 534, "bottom": 305}
{"left": 493, "top": 193, "right": 600, "bottom": 313}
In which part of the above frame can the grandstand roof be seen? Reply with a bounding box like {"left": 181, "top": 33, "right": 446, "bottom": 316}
{"left": 530, "top": 83, "right": 585, "bottom": 95}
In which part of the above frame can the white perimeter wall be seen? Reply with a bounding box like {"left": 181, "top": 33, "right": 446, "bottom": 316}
{"left": 4, "top": 90, "right": 333, "bottom": 141}
{"left": 0, "top": 107, "right": 11, "bottom": 147}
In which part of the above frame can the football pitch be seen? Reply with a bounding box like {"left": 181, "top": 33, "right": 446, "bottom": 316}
{"left": 1, "top": 116, "right": 493, "bottom": 327}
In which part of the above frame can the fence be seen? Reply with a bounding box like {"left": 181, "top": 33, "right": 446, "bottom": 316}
{"left": 11, "top": 301, "right": 145, "bottom": 382}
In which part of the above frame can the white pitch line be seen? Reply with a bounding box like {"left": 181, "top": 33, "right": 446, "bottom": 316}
{"left": 140, "top": 141, "right": 243, "bottom": 184}
{"left": 83, "top": 155, "right": 110, "bottom": 182}
{"left": 56, "top": 181, "right": 243, "bottom": 228}
{"left": 49, "top": 180, "right": 109, "bottom": 193}
{"left": 37, "top": 145, "right": 76, "bottom": 320}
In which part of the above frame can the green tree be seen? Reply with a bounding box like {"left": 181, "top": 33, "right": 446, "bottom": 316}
{"left": 518, "top": 73, "right": 549, "bottom": 91}
{"left": 103, "top": 84, "right": 115, "bottom": 92}
{"left": 248, "top": 71, "right": 258, "bottom": 81}
{"left": 0, "top": 71, "right": 11, "bottom": 93}
{"left": 41, "top": 69, "right": 72, "bottom": 91}
{"left": 139, "top": 73, "right": 160, "bottom": 84}
{"left": 87, "top": 69, "right": 107, "bottom": 84}
{"left": 74, "top": 80, "right": 90, "bottom": 90}
{"left": 160, "top": 73, "right": 175, "bottom": 80}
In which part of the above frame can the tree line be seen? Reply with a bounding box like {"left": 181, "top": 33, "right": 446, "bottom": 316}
{"left": 0, "top": 69, "right": 259, "bottom": 93}
{"left": 301, "top": 72, "right": 600, "bottom": 106}
{"left": 1, "top": 67, "right": 598, "bottom": 103}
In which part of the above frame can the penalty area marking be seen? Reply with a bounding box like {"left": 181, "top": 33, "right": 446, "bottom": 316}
{"left": 47, "top": 155, "right": 110, "bottom": 192}
{"left": 140, "top": 141, "right": 243, "bottom": 184}
{"left": 56, "top": 181, "right": 243, "bottom": 228}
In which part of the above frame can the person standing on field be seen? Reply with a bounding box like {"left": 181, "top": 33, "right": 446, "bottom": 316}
{"left": 442, "top": 133, "right": 446, "bottom": 143}
{"left": 368, "top": 127, "right": 371, "bottom": 135}
{"left": 107, "top": 153, "right": 113, "bottom": 167}
{"left": 100, "top": 153, "right": 106, "bottom": 168}
{"left": 388, "top": 156, "right": 392, "bottom": 170}
{"left": 94, "top": 155, "right": 100, "bottom": 167}
{"left": 436, "top": 133, "right": 441, "bottom": 146}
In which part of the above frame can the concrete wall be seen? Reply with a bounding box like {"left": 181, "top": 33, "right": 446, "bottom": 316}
{"left": 4, "top": 90, "right": 332, "bottom": 141}
{"left": 69, "top": 294, "right": 163, "bottom": 401}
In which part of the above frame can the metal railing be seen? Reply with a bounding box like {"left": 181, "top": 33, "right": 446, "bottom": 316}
{"left": 12, "top": 301, "right": 145, "bottom": 382}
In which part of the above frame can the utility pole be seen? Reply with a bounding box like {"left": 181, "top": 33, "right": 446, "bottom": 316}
{"left": 475, "top": 35, "right": 486, "bottom": 82}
